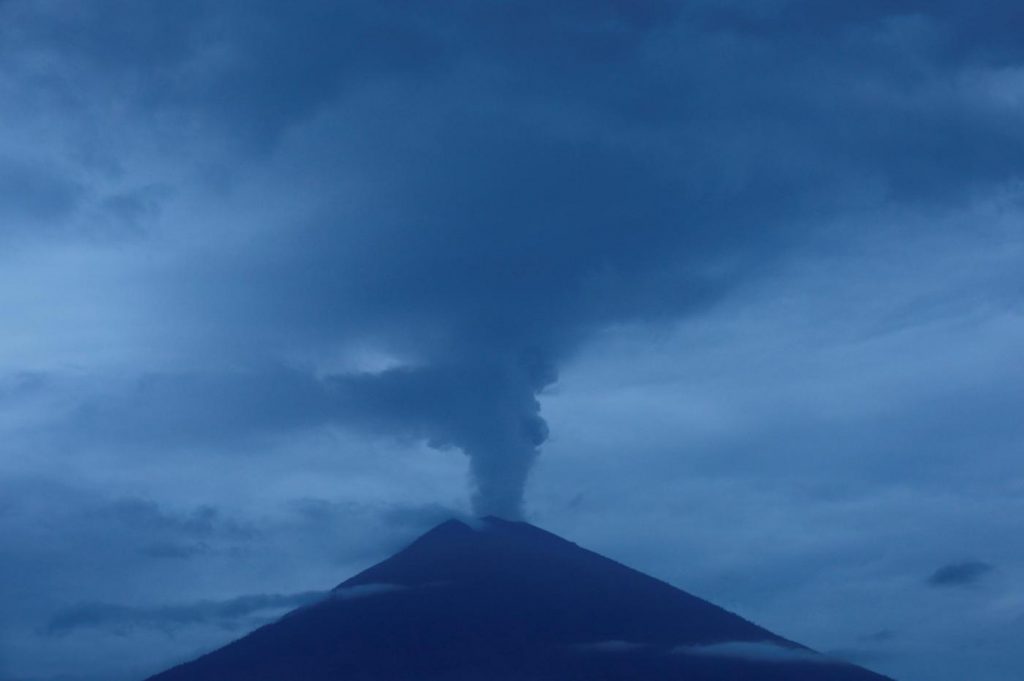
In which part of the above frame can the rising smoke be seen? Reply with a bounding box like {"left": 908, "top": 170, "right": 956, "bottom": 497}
{"left": 328, "top": 357, "right": 554, "bottom": 518}
{"left": 22, "top": 0, "right": 1024, "bottom": 519}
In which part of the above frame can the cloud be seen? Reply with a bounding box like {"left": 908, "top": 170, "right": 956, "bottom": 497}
{"left": 329, "top": 583, "right": 407, "bottom": 600}
{"left": 137, "top": 542, "right": 210, "bottom": 560}
{"left": 322, "top": 363, "right": 554, "bottom": 519}
{"left": 43, "top": 591, "right": 325, "bottom": 637}
{"left": 0, "top": 479, "right": 477, "bottom": 679}
{"left": 0, "top": 156, "right": 81, "bottom": 232}
{"left": 0, "top": 0, "right": 450, "bottom": 149}
{"left": 674, "top": 640, "right": 839, "bottom": 664}
{"left": 59, "top": 368, "right": 333, "bottom": 447}
{"left": 927, "top": 561, "right": 995, "bottom": 587}
{"left": 44, "top": 582, "right": 415, "bottom": 638}
{"left": 860, "top": 629, "right": 897, "bottom": 643}
{"left": 3, "top": 0, "right": 1022, "bottom": 524}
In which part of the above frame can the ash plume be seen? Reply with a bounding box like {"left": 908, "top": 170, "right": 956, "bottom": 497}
{"left": 327, "top": 358, "right": 555, "bottom": 519}
{"left": 12, "top": 0, "right": 1024, "bottom": 520}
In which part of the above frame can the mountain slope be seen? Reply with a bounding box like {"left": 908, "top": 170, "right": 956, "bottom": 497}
{"left": 145, "top": 517, "right": 895, "bottom": 680}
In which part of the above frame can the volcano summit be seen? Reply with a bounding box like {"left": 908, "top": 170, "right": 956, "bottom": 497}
{"left": 145, "top": 517, "right": 894, "bottom": 680}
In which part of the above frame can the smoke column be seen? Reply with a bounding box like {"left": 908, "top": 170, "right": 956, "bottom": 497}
{"left": 329, "top": 354, "right": 555, "bottom": 519}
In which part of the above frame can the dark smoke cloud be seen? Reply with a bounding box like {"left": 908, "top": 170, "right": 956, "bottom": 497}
{"left": 927, "top": 561, "right": 995, "bottom": 587}
{"left": 326, "top": 360, "right": 555, "bottom": 518}
{"left": 5, "top": 0, "right": 1024, "bottom": 518}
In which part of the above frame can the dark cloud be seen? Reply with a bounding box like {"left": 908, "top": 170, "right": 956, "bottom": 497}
{"left": 324, "top": 363, "right": 553, "bottom": 518}
{"left": 927, "top": 561, "right": 995, "bottom": 588}
{"left": 860, "top": 630, "right": 897, "bottom": 644}
{"left": 44, "top": 591, "right": 324, "bottom": 637}
{"left": 687, "top": 0, "right": 1024, "bottom": 64}
{"left": 94, "top": 185, "right": 167, "bottom": 238}
{"left": 5, "top": 0, "right": 1021, "bottom": 521}
{"left": 62, "top": 368, "right": 330, "bottom": 447}
{"left": 0, "top": 0, "right": 450, "bottom": 149}
{"left": 377, "top": 502, "right": 469, "bottom": 530}
{"left": 0, "top": 372, "right": 49, "bottom": 402}
{"left": 137, "top": 542, "right": 210, "bottom": 560}
{"left": 93, "top": 498, "right": 257, "bottom": 543}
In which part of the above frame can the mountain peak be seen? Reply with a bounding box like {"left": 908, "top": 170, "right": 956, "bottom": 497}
{"left": 337, "top": 515, "right": 590, "bottom": 592}
{"left": 146, "top": 519, "right": 896, "bottom": 681}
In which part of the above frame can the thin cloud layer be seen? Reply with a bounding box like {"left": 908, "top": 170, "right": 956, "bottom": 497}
{"left": 45, "top": 592, "right": 325, "bottom": 636}
{"left": 329, "top": 583, "right": 407, "bottom": 600}
{"left": 675, "top": 640, "right": 838, "bottom": 665}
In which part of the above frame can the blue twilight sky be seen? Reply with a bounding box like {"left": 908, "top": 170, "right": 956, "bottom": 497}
{"left": 1, "top": 1, "right": 1023, "bottom": 680}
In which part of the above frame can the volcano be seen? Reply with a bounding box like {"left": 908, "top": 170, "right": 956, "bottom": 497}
{"left": 145, "top": 517, "right": 894, "bottom": 680}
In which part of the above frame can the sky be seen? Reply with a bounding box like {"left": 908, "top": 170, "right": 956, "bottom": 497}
{"left": 1, "top": 1, "right": 1022, "bottom": 679}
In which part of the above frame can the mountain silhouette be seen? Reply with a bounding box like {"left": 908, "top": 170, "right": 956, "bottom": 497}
{"left": 145, "top": 517, "right": 894, "bottom": 680}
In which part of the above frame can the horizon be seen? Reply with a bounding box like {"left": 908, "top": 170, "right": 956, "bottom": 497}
{"left": 2, "top": 2, "right": 1022, "bottom": 680}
